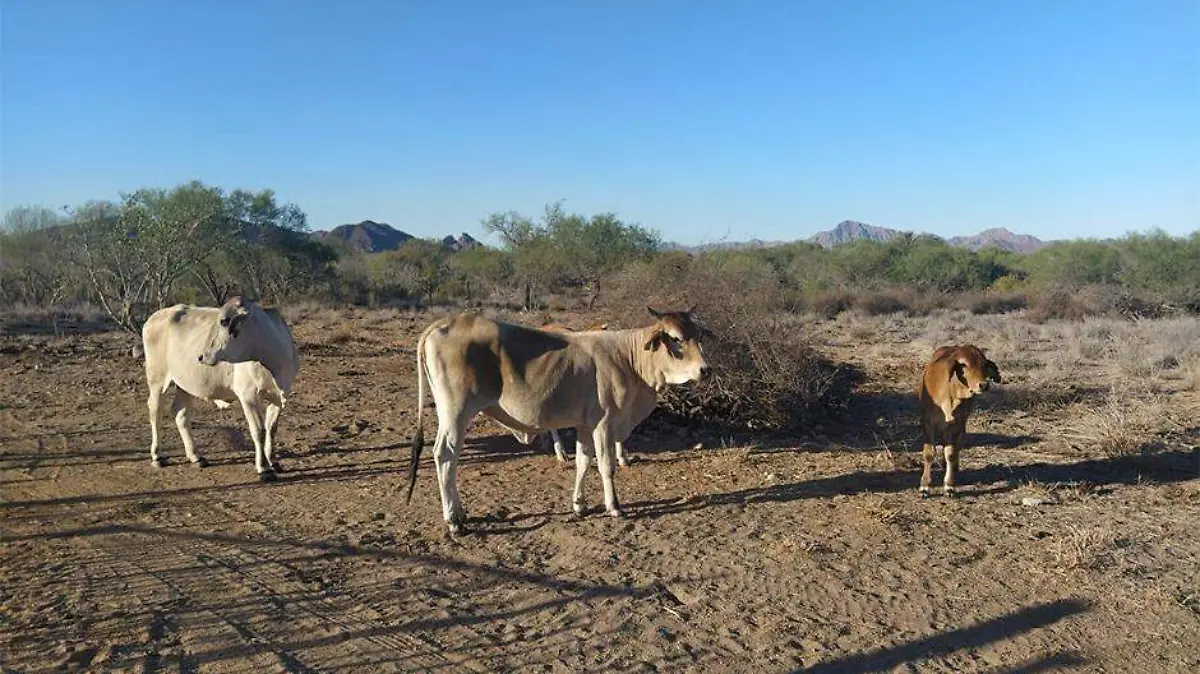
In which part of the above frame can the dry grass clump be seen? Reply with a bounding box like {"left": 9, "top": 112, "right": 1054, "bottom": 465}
{"left": 606, "top": 256, "right": 856, "bottom": 431}
{"left": 1185, "top": 357, "right": 1200, "bottom": 392}
{"left": 1050, "top": 525, "right": 1119, "bottom": 572}
{"left": 1062, "top": 393, "right": 1166, "bottom": 457}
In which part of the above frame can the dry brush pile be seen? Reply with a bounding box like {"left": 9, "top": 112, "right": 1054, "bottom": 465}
{"left": 604, "top": 254, "right": 858, "bottom": 433}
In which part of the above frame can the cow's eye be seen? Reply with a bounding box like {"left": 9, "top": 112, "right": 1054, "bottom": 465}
{"left": 219, "top": 317, "right": 230, "bottom": 327}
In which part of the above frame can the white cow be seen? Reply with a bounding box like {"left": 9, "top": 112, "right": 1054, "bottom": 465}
{"left": 406, "top": 306, "right": 712, "bottom": 534}
{"left": 141, "top": 296, "right": 300, "bottom": 481}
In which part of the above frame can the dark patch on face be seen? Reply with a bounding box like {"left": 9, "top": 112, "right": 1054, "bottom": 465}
{"left": 170, "top": 308, "right": 188, "bottom": 323}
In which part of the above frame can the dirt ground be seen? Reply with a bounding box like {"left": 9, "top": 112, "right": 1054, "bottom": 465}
{"left": 2, "top": 306, "right": 1198, "bottom": 673}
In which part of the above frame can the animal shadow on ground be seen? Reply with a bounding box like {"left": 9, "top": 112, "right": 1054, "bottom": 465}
{"left": 627, "top": 448, "right": 1198, "bottom": 520}
{"left": 790, "top": 598, "right": 1092, "bottom": 674}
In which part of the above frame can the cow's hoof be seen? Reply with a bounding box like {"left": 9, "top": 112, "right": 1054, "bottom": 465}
{"left": 572, "top": 503, "right": 587, "bottom": 518}
{"left": 269, "top": 461, "right": 284, "bottom": 473}
{"left": 943, "top": 488, "right": 956, "bottom": 499}
{"left": 192, "top": 456, "right": 209, "bottom": 468}
{"left": 151, "top": 457, "right": 165, "bottom": 469}
{"left": 258, "top": 470, "right": 279, "bottom": 483}
{"left": 919, "top": 488, "right": 931, "bottom": 499}
{"left": 607, "top": 507, "right": 626, "bottom": 519}
{"left": 618, "top": 458, "right": 631, "bottom": 468}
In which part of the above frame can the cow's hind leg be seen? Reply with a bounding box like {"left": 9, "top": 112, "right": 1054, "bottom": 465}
{"left": 263, "top": 402, "right": 283, "bottom": 473}
{"left": 572, "top": 429, "right": 594, "bottom": 517}
{"left": 616, "top": 440, "right": 629, "bottom": 467}
{"left": 433, "top": 410, "right": 469, "bottom": 534}
{"left": 239, "top": 398, "right": 274, "bottom": 482}
{"left": 172, "top": 390, "right": 208, "bottom": 468}
{"left": 943, "top": 444, "right": 959, "bottom": 498}
{"left": 550, "top": 430, "right": 568, "bottom": 463}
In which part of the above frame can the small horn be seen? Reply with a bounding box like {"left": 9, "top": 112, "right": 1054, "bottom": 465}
{"left": 647, "top": 306, "right": 662, "bottom": 318}
{"left": 685, "top": 303, "right": 698, "bottom": 314}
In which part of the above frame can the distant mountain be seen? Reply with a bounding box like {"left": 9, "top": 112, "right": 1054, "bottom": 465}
{"left": 315, "top": 220, "right": 413, "bottom": 252}
{"left": 810, "top": 220, "right": 909, "bottom": 247}
{"left": 948, "top": 227, "right": 1046, "bottom": 253}
{"left": 441, "top": 232, "right": 483, "bottom": 252}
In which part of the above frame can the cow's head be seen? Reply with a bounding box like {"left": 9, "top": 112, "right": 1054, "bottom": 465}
{"left": 947, "top": 344, "right": 1001, "bottom": 396}
{"left": 198, "top": 296, "right": 257, "bottom": 366}
{"left": 644, "top": 305, "right": 712, "bottom": 384}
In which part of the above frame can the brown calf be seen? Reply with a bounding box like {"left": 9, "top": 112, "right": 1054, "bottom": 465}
{"left": 916, "top": 344, "right": 1002, "bottom": 497}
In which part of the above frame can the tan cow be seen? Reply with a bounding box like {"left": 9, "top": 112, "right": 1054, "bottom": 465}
{"left": 916, "top": 344, "right": 1001, "bottom": 497}
{"left": 537, "top": 319, "right": 632, "bottom": 466}
{"left": 141, "top": 296, "right": 300, "bottom": 481}
{"left": 407, "top": 307, "right": 712, "bottom": 534}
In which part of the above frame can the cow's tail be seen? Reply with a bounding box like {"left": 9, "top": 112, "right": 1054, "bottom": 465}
{"left": 406, "top": 326, "right": 430, "bottom": 505}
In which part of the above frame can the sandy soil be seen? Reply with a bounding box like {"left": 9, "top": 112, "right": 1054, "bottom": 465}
{"left": 2, "top": 307, "right": 1198, "bottom": 673}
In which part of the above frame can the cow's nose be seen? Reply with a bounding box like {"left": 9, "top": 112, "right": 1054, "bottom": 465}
{"left": 197, "top": 354, "right": 204, "bottom": 363}
{"left": 699, "top": 365, "right": 712, "bottom": 379}
{"left": 979, "top": 381, "right": 990, "bottom": 391}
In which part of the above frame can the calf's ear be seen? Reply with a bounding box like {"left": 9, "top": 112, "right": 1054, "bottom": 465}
{"left": 986, "top": 359, "right": 1002, "bottom": 383}
{"left": 644, "top": 330, "right": 664, "bottom": 351}
{"left": 647, "top": 306, "right": 663, "bottom": 319}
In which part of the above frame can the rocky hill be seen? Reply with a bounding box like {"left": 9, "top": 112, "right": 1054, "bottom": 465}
{"left": 314, "top": 220, "right": 414, "bottom": 252}
{"left": 947, "top": 227, "right": 1047, "bottom": 253}
{"left": 809, "top": 220, "right": 909, "bottom": 247}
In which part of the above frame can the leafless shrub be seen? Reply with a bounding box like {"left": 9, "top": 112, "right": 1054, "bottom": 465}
{"left": 804, "top": 290, "right": 853, "bottom": 319}
{"left": 964, "top": 291, "right": 1028, "bottom": 315}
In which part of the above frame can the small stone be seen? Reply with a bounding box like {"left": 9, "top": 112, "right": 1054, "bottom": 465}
{"left": 1021, "top": 496, "right": 1057, "bottom": 507}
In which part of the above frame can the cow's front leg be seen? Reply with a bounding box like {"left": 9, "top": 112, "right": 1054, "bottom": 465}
{"left": 572, "top": 431, "right": 593, "bottom": 517}
{"left": 943, "top": 444, "right": 960, "bottom": 498}
{"left": 593, "top": 427, "right": 624, "bottom": 518}
{"left": 919, "top": 442, "right": 935, "bottom": 498}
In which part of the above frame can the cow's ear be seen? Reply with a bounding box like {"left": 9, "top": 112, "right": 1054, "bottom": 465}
{"left": 950, "top": 361, "right": 966, "bottom": 384}
{"left": 685, "top": 303, "right": 697, "bottom": 314}
{"left": 644, "top": 330, "right": 664, "bottom": 351}
{"left": 986, "top": 359, "right": 1002, "bottom": 383}
{"left": 647, "top": 306, "right": 662, "bottom": 319}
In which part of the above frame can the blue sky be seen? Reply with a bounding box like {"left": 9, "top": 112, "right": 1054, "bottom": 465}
{"left": 2, "top": 0, "right": 1197, "bottom": 245}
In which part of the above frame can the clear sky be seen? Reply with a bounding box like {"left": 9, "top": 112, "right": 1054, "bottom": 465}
{"left": 2, "top": 0, "right": 1197, "bottom": 245}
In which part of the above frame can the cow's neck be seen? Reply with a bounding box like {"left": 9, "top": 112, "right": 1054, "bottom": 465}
{"left": 622, "top": 327, "right": 669, "bottom": 393}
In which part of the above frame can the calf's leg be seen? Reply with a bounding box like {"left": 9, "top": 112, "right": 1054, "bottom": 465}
{"left": 172, "top": 390, "right": 208, "bottom": 467}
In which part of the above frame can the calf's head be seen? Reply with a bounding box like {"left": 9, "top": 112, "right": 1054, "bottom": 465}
{"left": 198, "top": 296, "right": 258, "bottom": 366}
{"left": 947, "top": 344, "right": 1002, "bottom": 396}
{"left": 644, "top": 305, "right": 713, "bottom": 384}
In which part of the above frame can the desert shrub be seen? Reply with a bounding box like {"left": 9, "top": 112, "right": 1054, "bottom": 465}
{"left": 964, "top": 291, "right": 1028, "bottom": 315}
{"left": 606, "top": 255, "right": 855, "bottom": 431}
{"left": 803, "top": 290, "right": 853, "bottom": 319}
